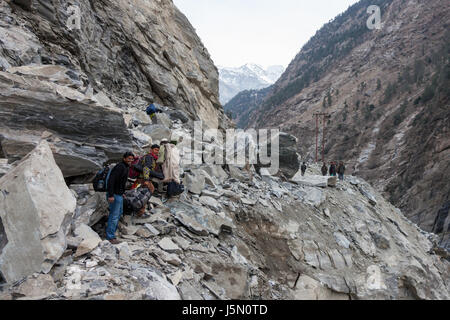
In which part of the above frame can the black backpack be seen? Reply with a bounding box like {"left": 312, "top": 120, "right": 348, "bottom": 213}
{"left": 166, "top": 181, "right": 184, "bottom": 198}
{"left": 92, "top": 165, "right": 113, "bottom": 192}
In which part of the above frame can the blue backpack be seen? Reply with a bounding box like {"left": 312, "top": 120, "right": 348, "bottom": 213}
{"left": 146, "top": 104, "right": 157, "bottom": 115}
{"left": 93, "top": 165, "right": 114, "bottom": 192}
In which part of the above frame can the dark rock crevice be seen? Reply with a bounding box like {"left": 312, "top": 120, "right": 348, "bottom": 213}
{"left": 0, "top": 216, "right": 8, "bottom": 256}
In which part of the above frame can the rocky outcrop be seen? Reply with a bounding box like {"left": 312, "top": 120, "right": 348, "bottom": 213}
{"left": 0, "top": 68, "right": 132, "bottom": 178}
{"left": 0, "top": 0, "right": 233, "bottom": 179}
{"left": 291, "top": 174, "right": 337, "bottom": 188}
{"left": 255, "top": 131, "right": 300, "bottom": 179}
{"left": 1, "top": 0, "right": 230, "bottom": 130}
{"left": 0, "top": 141, "right": 76, "bottom": 284}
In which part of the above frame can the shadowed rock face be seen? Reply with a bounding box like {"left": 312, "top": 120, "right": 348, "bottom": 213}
{"left": 432, "top": 202, "right": 450, "bottom": 250}
{"left": 0, "top": 70, "right": 132, "bottom": 177}
{"left": 0, "top": 216, "right": 7, "bottom": 256}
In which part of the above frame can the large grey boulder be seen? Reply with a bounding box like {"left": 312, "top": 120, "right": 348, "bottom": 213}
{"left": 141, "top": 269, "right": 181, "bottom": 300}
{"left": 73, "top": 224, "right": 102, "bottom": 258}
{"left": 142, "top": 124, "right": 172, "bottom": 144}
{"left": 291, "top": 174, "right": 336, "bottom": 188}
{"left": 183, "top": 172, "right": 205, "bottom": 195}
{"left": 168, "top": 109, "right": 190, "bottom": 124}
{"left": 0, "top": 70, "right": 133, "bottom": 178}
{"left": 228, "top": 165, "right": 248, "bottom": 182}
{"left": 131, "top": 111, "right": 152, "bottom": 127}
{"left": 12, "top": 273, "right": 57, "bottom": 300}
{"left": 167, "top": 201, "right": 233, "bottom": 237}
{"left": 256, "top": 132, "right": 300, "bottom": 179}
{"left": 276, "top": 132, "right": 300, "bottom": 179}
{"left": 0, "top": 141, "right": 76, "bottom": 283}
{"left": 153, "top": 113, "right": 173, "bottom": 129}
{"left": 201, "top": 164, "right": 229, "bottom": 184}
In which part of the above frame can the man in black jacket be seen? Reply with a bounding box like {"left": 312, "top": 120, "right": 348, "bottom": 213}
{"left": 106, "top": 152, "right": 135, "bottom": 244}
{"left": 321, "top": 163, "right": 328, "bottom": 176}
{"left": 337, "top": 161, "right": 346, "bottom": 181}
{"left": 301, "top": 162, "right": 307, "bottom": 176}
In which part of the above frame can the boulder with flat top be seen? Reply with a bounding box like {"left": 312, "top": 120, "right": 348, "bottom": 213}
{"left": 0, "top": 141, "right": 76, "bottom": 283}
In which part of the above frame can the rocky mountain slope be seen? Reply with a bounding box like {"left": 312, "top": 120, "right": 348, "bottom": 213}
{"left": 232, "top": 0, "right": 450, "bottom": 248}
{"left": 0, "top": 0, "right": 449, "bottom": 301}
{"left": 219, "top": 64, "right": 284, "bottom": 105}
{"left": 1, "top": 117, "right": 449, "bottom": 300}
{"left": 0, "top": 0, "right": 231, "bottom": 181}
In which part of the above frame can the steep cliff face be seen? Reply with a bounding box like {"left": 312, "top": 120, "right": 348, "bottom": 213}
{"left": 3, "top": 0, "right": 227, "bottom": 127}
{"left": 0, "top": 0, "right": 230, "bottom": 178}
{"left": 235, "top": 0, "right": 450, "bottom": 243}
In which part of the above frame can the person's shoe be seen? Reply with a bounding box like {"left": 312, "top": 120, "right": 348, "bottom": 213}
{"left": 108, "top": 238, "right": 121, "bottom": 245}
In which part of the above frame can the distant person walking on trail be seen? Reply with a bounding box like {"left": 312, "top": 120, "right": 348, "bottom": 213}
{"left": 106, "top": 152, "right": 135, "bottom": 244}
{"left": 321, "top": 163, "right": 328, "bottom": 176}
{"left": 301, "top": 162, "right": 307, "bottom": 176}
{"left": 337, "top": 161, "right": 346, "bottom": 181}
{"left": 329, "top": 161, "right": 337, "bottom": 177}
{"left": 145, "top": 103, "right": 163, "bottom": 123}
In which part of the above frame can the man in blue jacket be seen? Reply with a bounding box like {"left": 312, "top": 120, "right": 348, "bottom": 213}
{"left": 106, "top": 152, "right": 135, "bottom": 244}
{"left": 146, "top": 103, "right": 163, "bottom": 123}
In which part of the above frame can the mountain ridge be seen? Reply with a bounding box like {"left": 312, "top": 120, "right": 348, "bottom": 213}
{"left": 219, "top": 63, "right": 284, "bottom": 105}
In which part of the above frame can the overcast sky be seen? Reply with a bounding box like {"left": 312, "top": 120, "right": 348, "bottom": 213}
{"left": 173, "top": 0, "right": 359, "bottom": 69}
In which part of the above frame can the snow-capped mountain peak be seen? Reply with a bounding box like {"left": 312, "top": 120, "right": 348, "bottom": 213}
{"left": 219, "top": 63, "right": 285, "bottom": 105}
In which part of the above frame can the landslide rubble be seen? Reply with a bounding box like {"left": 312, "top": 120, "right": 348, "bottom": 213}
{"left": 0, "top": 125, "right": 449, "bottom": 300}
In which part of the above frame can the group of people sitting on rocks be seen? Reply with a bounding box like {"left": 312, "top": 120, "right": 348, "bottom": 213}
{"left": 103, "top": 136, "right": 183, "bottom": 244}
{"left": 321, "top": 161, "right": 346, "bottom": 180}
